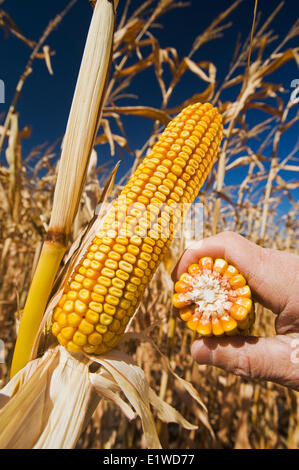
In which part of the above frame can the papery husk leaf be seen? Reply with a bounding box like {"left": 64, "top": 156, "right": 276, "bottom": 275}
{"left": 119, "top": 331, "right": 214, "bottom": 438}
{"left": 90, "top": 349, "right": 162, "bottom": 449}
{"left": 148, "top": 387, "right": 197, "bottom": 431}
{"left": 0, "top": 346, "right": 99, "bottom": 449}
{"left": 90, "top": 371, "right": 136, "bottom": 421}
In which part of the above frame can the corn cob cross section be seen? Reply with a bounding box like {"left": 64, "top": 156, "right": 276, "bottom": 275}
{"left": 51, "top": 103, "right": 223, "bottom": 355}
{"left": 173, "top": 256, "right": 255, "bottom": 336}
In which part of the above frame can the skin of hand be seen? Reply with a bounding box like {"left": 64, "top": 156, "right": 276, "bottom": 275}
{"left": 172, "top": 231, "right": 299, "bottom": 391}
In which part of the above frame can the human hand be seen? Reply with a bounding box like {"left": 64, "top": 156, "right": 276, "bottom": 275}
{"left": 172, "top": 231, "right": 299, "bottom": 391}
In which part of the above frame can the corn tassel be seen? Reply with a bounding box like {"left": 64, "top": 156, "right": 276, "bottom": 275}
{"left": 51, "top": 102, "right": 223, "bottom": 354}
{"left": 173, "top": 256, "right": 255, "bottom": 336}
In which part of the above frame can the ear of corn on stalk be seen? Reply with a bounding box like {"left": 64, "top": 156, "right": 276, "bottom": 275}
{"left": 51, "top": 102, "right": 223, "bottom": 355}
{"left": 173, "top": 256, "right": 255, "bottom": 336}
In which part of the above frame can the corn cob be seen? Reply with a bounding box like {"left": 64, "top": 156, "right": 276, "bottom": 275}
{"left": 51, "top": 102, "right": 223, "bottom": 354}
{"left": 173, "top": 256, "right": 255, "bottom": 336}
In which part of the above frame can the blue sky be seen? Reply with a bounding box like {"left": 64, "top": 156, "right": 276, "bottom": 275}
{"left": 0, "top": 0, "right": 298, "bottom": 215}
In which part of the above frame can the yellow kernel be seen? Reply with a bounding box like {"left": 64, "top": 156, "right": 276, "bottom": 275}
{"left": 63, "top": 300, "right": 74, "bottom": 313}
{"left": 108, "top": 251, "right": 121, "bottom": 262}
{"left": 97, "top": 276, "right": 112, "bottom": 287}
{"left": 82, "top": 259, "right": 91, "bottom": 268}
{"left": 66, "top": 341, "right": 82, "bottom": 353}
{"left": 112, "top": 277, "right": 125, "bottom": 289}
{"left": 67, "top": 291, "right": 77, "bottom": 301}
{"left": 103, "top": 303, "right": 116, "bottom": 315}
{"left": 74, "top": 299, "right": 87, "bottom": 314}
{"left": 103, "top": 331, "right": 115, "bottom": 343}
{"left": 57, "top": 333, "right": 68, "bottom": 346}
{"left": 73, "top": 331, "right": 87, "bottom": 346}
{"left": 115, "top": 308, "right": 126, "bottom": 320}
{"left": 85, "top": 309, "right": 99, "bottom": 324}
{"left": 93, "top": 283, "right": 107, "bottom": 295}
{"left": 57, "top": 312, "right": 68, "bottom": 328}
{"left": 68, "top": 313, "right": 82, "bottom": 327}
{"left": 82, "top": 278, "right": 96, "bottom": 290}
{"left": 94, "top": 251, "right": 106, "bottom": 262}
{"left": 110, "top": 319, "right": 121, "bottom": 332}
{"left": 120, "top": 299, "right": 131, "bottom": 310}
{"left": 51, "top": 322, "right": 60, "bottom": 336}
{"left": 130, "top": 276, "right": 141, "bottom": 286}
{"left": 89, "top": 301, "right": 103, "bottom": 313}
{"left": 78, "top": 289, "right": 90, "bottom": 302}
{"left": 70, "top": 281, "right": 81, "bottom": 291}
{"left": 105, "top": 294, "right": 120, "bottom": 306}
{"left": 61, "top": 327, "right": 75, "bottom": 340}
{"left": 90, "top": 260, "right": 101, "bottom": 271}
{"left": 100, "top": 313, "right": 113, "bottom": 325}
{"left": 74, "top": 274, "right": 84, "bottom": 284}
{"left": 78, "top": 319, "right": 94, "bottom": 335}
{"left": 140, "top": 252, "right": 151, "bottom": 263}
{"left": 123, "top": 253, "right": 136, "bottom": 264}
{"left": 113, "top": 243, "right": 126, "bottom": 255}
{"left": 91, "top": 293, "right": 104, "bottom": 303}
{"left": 109, "top": 287, "right": 123, "bottom": 297}
{"left": 137, "top": 259, "right": 148, "bottom": 270}
{"left": 116, "top": 269, "right": 130, "bottom": 281}
{"left": 95, "top": 324, "right": 108, "bottom": 334}
{"left": 88, "top": 332, "right": 102, "bottom": 346}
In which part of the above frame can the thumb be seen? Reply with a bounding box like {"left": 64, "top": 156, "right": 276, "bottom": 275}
{"left": 191, "top": 335, "right": 299, "bottom": 391}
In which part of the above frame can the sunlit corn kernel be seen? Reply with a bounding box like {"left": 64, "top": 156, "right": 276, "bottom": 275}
{"left": 57, "top": 313, "right": 68, "bottom": 328}
{"left": 139, "top": 253, "right": 151, "bottom": 265}
{"left": 88, "top": 332, "right": 102, "bottom": 346}
{"left": 103, "top": 303, "right": 116, "bottom": 316}
{"left": 73, "top": 331, "right": 87, "bottom": 346}
{"left": 69, "top": 281, "right": 81, "bottom": 291}
{"left": 78, "top": 289, "right": 90, "bottom": 302}
{"left": 100, "top": 313, "right": 113, "bottom": 326}
{"left": 105, "top": 294, "right": 119, "bottom": 306}
{"left": 229, "top": 274, "right": 246, "bottom": 289}
{"left": 74, "top": 299, "right": 87, "bottom": 314}
{"left": 57, "top": 333, "right": 68, "bottom": 346}
{"left": 85, "top": 309, "right": 99, "bottom": 324}
{"left": 109, "top": 286, "right": 123, "bottom": 297}
{"left": 95, "top": 324, "right": 108, "bottom": 334}
{"left": 93, "top": 283, "right": 107, "bottom": 295}
{"left": 53, "top": 307, "right": 62, "bottom": 321}
{"left": 97, "top": 276, "right": 111, "bottom": 287}
{"left": 82, "top": 278, "right": 96, "bottom": 290}
{"left": 68, "top": 312, "right": 82, "bottom": 327}
{"left": 223, "top": 265, "right": 239, "bottom": 279}
{"left": 63, "top": 300, "right": 74, "bottom": 313}
{"left": 66, "top": 341, "right": 82, "bottom": 353}
{"left": 91, "top": 293, "right": 104, "bottom": 304}
{"left": 116, "top": 269, "right": 130, "bottom": 281}
{"left": 89, "top": 301, "right": 103, "bottom": 313}
{"left": 60, "top": 326, "right": 75, "bottom": 340}
{"left": 111, "top": 277, "right": 125, "bottom": 289}
{"left": 51, "top": 322, "right": 61, "bottom": 336}
{"left": 78, "top": 319, "right": 94, "bottom": 336}
{"left": 74, "top": 274, "right": 84, "bottom": 284}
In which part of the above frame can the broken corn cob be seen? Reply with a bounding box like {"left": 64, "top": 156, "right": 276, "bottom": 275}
{"left": 173, "top": 257, "right": 255, "bottom": 336}
{"left": 51, "top": 102, "right": 223, "bottom": 354}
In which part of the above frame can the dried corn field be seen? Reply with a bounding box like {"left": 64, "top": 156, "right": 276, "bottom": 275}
{"left": 0, "top": 0, "right": 299, "bottom": 449}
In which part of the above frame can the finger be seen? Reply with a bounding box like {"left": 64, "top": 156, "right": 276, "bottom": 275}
{"left": 172, "top": 231, "right": 299, "bottom": 315}
{"left": 191, "top": 335, "right": 299, "bottom": 391}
